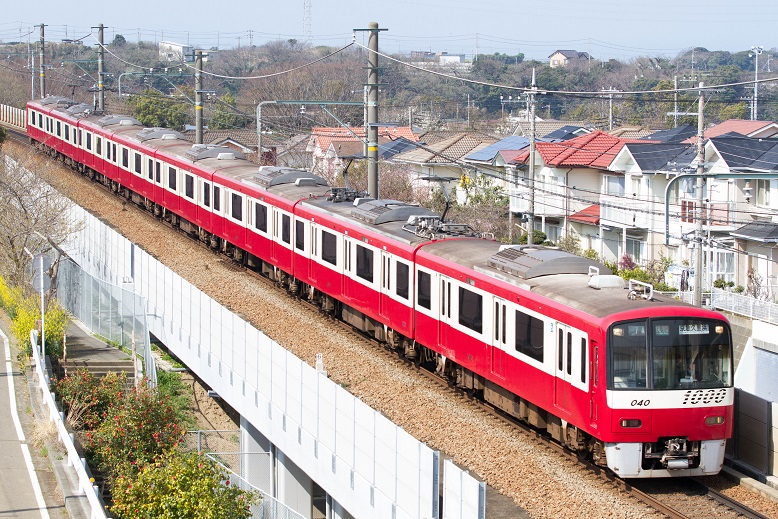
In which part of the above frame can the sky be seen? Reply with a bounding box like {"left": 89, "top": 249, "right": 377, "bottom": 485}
{"left": 1, "top": 0, "right": 777, "bottom": 62}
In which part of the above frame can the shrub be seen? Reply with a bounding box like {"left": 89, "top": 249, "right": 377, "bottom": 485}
{"left": 582, "top": 249, "right": 599, "bottom": 261}
{"left": 111, "top": 450, "right": 259, "bottom": 519}
{"left": 55, "top": 370, "right": 128, "bottom": 431}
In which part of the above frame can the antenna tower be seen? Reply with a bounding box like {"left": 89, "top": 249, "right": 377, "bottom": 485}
{"left": 303, "top": 0, "right": 312, "bottom": 43}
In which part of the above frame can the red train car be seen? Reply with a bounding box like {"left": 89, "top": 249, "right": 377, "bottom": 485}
{"left": 26, "top": 97, "right": 734, "bottom": 478}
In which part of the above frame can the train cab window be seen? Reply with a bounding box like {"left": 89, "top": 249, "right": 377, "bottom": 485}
{"left": 168, "top": 167, "right": 177, "bottom": 190}
{"left": 213, "top": 186, "right": 221, "bottom": 211}
{"left": 395, "top": 261, "right": 409, "bottom": 300}
{"left": 321, "top": 230, "right": 337, "bottom": 265}
{"left": 122, "top": 148, "right": 129, "bottom": 169}
{"left": 295, "top": 220, "right": 304, "bottom": 250}
{"left": 515, "top": 310, "right": 544, "bottom": 362}
{"left": 417, "top": 271, "right": 431, "bottom": 310}
{"left": 609, "top": 321, "right": 648, "bottom": 389}
{"left": 231, "top": 193, "right": 243, "bottom": 221}
{"left": 458, "top": 287, "right": 483, "bottom": 334}
{"left": 254, "top": 203, "right": 267, "bottom": 231}
{"left": 281, "top": 214, "right": 290, "bottom": 243}
{"left": 356, "top": 244, "right": 373, "bottom": 282}
{"left": 134, "top": 153, "right": 142, "bottom": 175}
{"left": 185, "top": 174, "right": 195, "bottom": 199}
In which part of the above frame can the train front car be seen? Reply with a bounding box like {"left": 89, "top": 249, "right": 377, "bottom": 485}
{"left": 603, "top": 310, "right": 733, "bottom": 478}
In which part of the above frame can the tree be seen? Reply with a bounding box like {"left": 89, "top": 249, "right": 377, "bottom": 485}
{"left": 112, "top": 34, "right": 127, "bottom": 47}
{"left": 209, "top": 92, "right": 242, "bottom": 130}
{"left": 111, "top": 450, "right": 259, "bottom": 519}
{"left": 127, "top": 90, "right": 190, "bottom": 129}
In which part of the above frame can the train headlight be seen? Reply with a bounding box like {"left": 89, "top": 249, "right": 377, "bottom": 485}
{"left": 620, "top": 419, "right": 641, "bottom": 428}
{"left": 715, "top": 325, "right": 725, "bottom": 334}
{"left": 705, "top": 415, "right": 725, "bottom": 426}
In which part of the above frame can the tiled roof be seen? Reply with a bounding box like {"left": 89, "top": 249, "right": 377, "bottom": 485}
{"left": 513, "top": 120, "right": 591, "bottom": 139}
{"left": 640, "top": 124, "right": 696, "bottom": 143}
{"left": 731, "top": 222, "right": 778, "bottom": 243}
{"left": 183, "top": 129, "right": 260, "bottom": 147}
{"left": 607, "top": 126, "right": 655, "bottom": 139}
{"left": 310, "top": 126, "right": 418, "bottom": 152}
{"left": 418, "top": 129, "right": 497, "bottom": 145}
{"left": 569, "top": 204, "right": 600, "bottom": 225}
{"left": 682, "top": 119, "right": 778, "bottom": 143}
{"left": 393, "top": 133, "right": 498, "bottom": 164}
{"left": 709, "top": 135, "right": 778, "bottom": 171}
{"left": 620, "top": 143, "right": 695, "bottom": 173}
{"left": 513, "top": 130, "right": 649, "bottom": 169}
{"left": 464, "top": 136, "right": 529, "bottom": 162}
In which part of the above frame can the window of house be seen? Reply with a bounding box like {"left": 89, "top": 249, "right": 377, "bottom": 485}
{"left": 515, "top": 310, "right": 544, "bottom": 362}
{"left": 417, "top": 270, "right": 431, "bottom": 310}
{"left": 396, "top": 261, "right": 409, "bottom": 300}
{"left": 356, "top": 244, "right": 374, "bottom": 282}
{"left": 625, "top": 238, "right": 644, "bottom": 264}
{"left": 458, "top": 287, "right": 483, "bottom": 334}
{"left": 254, "top": 203, "right": 267, "bottom": 231}
{"left": 295, "top": 220, "right": 305, "bottom": 251}
{"left": 322, "top": 230, "right": 337, "bottom": 265}
{"left": 606, "top": 175, "right": 625, "bottom": 196}
{"left": 757, "top": 179, "right": 771, "bottom": 206}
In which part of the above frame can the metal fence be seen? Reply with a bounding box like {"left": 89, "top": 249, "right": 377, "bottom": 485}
{"left": 55, "top": 256, "right": 156, "bottom": 387}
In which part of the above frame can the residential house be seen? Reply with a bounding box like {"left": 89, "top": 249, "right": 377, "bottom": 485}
{"left": 548, "top": 50, "right": 591, "bottom": 68}
{"left": 513, "top": 120, "right": 592, "bottom": 139}
{"left": 608, "top": 126, "right": 655, "bottom": 139}
{"left": 184, "top": 129, "right": 262, "bottom": 162}
{"left": 684, "top": 119, "right": 778, "bottom": 142}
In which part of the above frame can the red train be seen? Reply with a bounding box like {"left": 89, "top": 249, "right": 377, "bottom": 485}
{"left": 26, "top": 96, "right": 734, "bottom": 478}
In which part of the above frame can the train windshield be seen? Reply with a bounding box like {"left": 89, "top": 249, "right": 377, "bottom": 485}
{"left": 609, "top": 318, "right": 732, "bottom": 390}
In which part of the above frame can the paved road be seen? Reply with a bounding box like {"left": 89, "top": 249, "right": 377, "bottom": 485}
{"left": 0, "top": 326, "right": 53, "bottom": 518}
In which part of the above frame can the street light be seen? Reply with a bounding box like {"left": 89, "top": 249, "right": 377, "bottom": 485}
{"left": 750, "top": 46, "right": 763, "bottom": 120}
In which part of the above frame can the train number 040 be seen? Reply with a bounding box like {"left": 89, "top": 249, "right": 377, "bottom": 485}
{"left": 630, "top": 399, "right": 650, "bottom": 407}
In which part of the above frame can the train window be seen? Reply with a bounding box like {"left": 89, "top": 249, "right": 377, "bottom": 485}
{"left": 566, "top": 332, "right": 572, "bottom": 376}
{"left": 558, "top": 329, "right": 564, "bottom": 371}
{"left": 112, "top": 143, "right": 117, "bottom": 162}
{"left": 168, "top": 167, "right": 177, "bottom": 190}
{"left": 185, "top": 175, "right": 195, "bottom": 199}
{"left": 155, "top": 161, "right": 161, "bottom": 183}
{"left": 502, "top": 305, "right": 507, "bottom": 345}
{"left": 56, "top": 120, "right": 61, "bottom": 136}
{"left": 147, "top": 159, "right": 153, "bottom": 180}
{"left": 64, "top": 124, "right": 69, "bottom": 141}
{"left": 122, "top": 148, "right": 129, "bottom": 169}
{"left": 494, "top": 302, "right": 500, "bottom": 341}
{"left": 254, "top": 203, "right": 267, "bottom": 231}
{"left": 417, "top": 271, "right": 431, "bottom": 310}
{"left": 458, "top": 287, "right": 483, "bottom": 334}
{"left": 96, "top": 137, "right": 102, "bottom": 155}
{"left": 580, "top": 338, "right": 587, "bottom": 383}
{"left": 281, "top": 214, "right": 290, "bottom": 243}
{"left": 213, "top": 186, "right": 221, "bottom": 211}
{"left": 231, "top": 193, "right": 243, "bottom": 221}
{"left": 134, "top": 153, "right": 142, "bottom": 175}
{"left": 396, "top": 262, "right": 409, "bottom": 300}
{"left": 203, "top": 182, "right": 211, "bottom": 207}
{"left": 356, "top": 244, "right": 374, "bottom": 282}
{"left": 609, "top": 321, "right": 648, "bottom": 389}
{"left": 86, "top": 132, "right": 92, "bottom": 151}
{"left": 321, "top": 230, "right": 337, "bottom": 265}
{"left": 295, "top": 220, "right": 304, "bottom": 250}
{"left": 515, "top": 311, "right": 544, "bottom": 362}
{"left": 78, "top": 130, "right": 82, "bottom": 146}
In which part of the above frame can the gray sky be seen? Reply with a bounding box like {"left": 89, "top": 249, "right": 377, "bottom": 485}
{"left": 1, "top": 0, "right": 776, "bottom": 61}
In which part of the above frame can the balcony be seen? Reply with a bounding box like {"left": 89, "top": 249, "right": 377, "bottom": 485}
{"left": 509, "top": 185, "right": 566, "bottom": 217}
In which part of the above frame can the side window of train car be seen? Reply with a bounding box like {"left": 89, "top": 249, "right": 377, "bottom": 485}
{"left": 356, "top": 244, "right": 374, "bottom": 282}
{"left": 231, "top": 192, "right": 243, "bottom": 222}
{"left": 122, "top": 148, "right": 129, "bottom": 169}
{"left": 168, "top": 166, "right": 177, "bottom": 191}
{"left": 281, "top": 214, "right": 291, "bottom": 244}
{"left": 417, "top": 270, "right": 431, "bottom": 310}
{"left": 458, "top": 286, "right": 483, "bottom": 334}
{"left": 96, "top": 136, "right": 102, "bottom": 155}
{"left": 185, "top": 174, "right": 195, "bottom": 200}
{"left": 295, "top": 220, "right": 305, "bottom": 251}
{"left": 64, "top": 124, "right": 69, "bottom": 141}
{"left": 112, "top": 143, "right": 117, "bottom": 163}
{"left": 254, "top": 202, "right": 267, "bottom": 231}
{"left": 395, "top": 261, "right": 409, "bottom": 300}
{"left": 147, "top": 158, "right": 154, "bottom": 180}
{"left": 213, "top": 186, "right": 221, "bottom": 212}
{"left": 134, "top": 152, "right": 142, "bottom": 175}
{"left": 203, "top": 181, "right": 211, "bottom": 207}
{"left": 86, "top": 132, "right": 92, "bottom": 152}
{"left": 155, "top": 161, "right": 161, "bottom": 183}
{"left": 321, "top": 229, "right": 337, "bottom": 265}
{"left": 515, "top": 310, "right": 544, "bottom": 362}
{"left": 56, "top": 120, "right": 61, "bottom": 137}
{"left": 580, "top": 338, "right": 587, "bottom": 383}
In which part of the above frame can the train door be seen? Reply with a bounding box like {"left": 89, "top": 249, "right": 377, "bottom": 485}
{"left": 554, "top": 322, "right": 573, "bottom": 413}
{"left": 342, "top": 236, "right": 354, "bottom": 301}
{"left": 491, "top": 297, "right": 509, "bottom": 379}
{"left": 439, "top": 276, "right": 453, "bottom": 353}
{"left": 379, "top": 251, "right": 392, "bottom": 321}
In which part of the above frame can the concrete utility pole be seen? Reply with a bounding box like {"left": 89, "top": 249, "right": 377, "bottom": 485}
{"left": 366, "top": 22, "right": 380, "bottom": 199}
{"left": 97, "top": 24, "right": 105, "bottom": 111}
{"left": 195, "top": 50, "right": 203, "bottom": 145}
{"left": 694, "top": 82, "right": 706, "bottom": 307}
{"left": 527, "top": 69, "right": 538, "bottom": 246}
{"left": 39, "top": 23, "right": 46, "bottom": 98}
{"left": 751, "top": 46, "right": 763, "bottom": 120}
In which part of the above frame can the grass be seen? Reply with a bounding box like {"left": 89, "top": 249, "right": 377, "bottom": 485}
{"left": 156, "top": 369, "right": 196, "bottom": 429}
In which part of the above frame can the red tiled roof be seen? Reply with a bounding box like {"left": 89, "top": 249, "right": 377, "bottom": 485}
{"left": 682, "top": 119, "right": 778, "bottom": 143}
{"left": 569, "top": 204, "right": 600, "bottom": 225}
{"left": 311, "top": 126, "right": 418, "bottom": 152}
{"left": 513, "top": 130, "right": 649, "bottom": 169}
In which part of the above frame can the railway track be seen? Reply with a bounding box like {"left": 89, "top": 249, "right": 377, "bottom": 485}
{"left": 4, "top": 132, "right": 778, "bottom": 519}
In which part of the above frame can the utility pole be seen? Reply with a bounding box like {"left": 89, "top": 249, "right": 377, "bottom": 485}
{"left": 38, "top": 23, "right": 46, "bottom": 98}
{"left": 195, "top": 50, "right": 203, "bottom": 145}
{"left": 354, "top": 22, "right": 385, "bottom": 199}
{"left": 527, "top": 68, "right": 538, "bottom": 246}
{"left": 694, "top": 82, "right": 706, "bottom": 307}
{"left": 96, "top": 24, "right": 105, "bottom": 112}
{"left": 28, "top": 36, "right": 35, "bottom": 100}
{"left": 751, "top": 46, "right": 763, "bottom": 120}
{"left": 673, "top": 76, "right": 678, "bottom": 128}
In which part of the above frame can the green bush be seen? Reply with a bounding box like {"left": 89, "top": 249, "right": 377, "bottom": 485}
{"left": 55, "top": 370, "right": 128, "bottom": 431}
